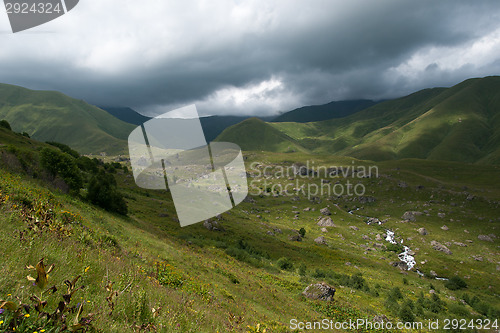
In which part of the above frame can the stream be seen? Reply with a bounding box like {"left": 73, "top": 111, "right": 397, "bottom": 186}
{"left": 385, "top": 230, "right": 416, "bottom": 270}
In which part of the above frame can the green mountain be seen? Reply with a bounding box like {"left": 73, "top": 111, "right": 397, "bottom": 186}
{"left": 0, "top": 84, "right": 135, "bottom": 154}
{"left": 215, "top": 117, "right": 307, "bottom": 152}
{"left": 98, "top": 106, "right": 152, "bottom": 126}
{"left": 272, "top": 99, "right": 378, "bottom": 123}
{"left": 218, "top": 76, "right": 500, "bottom": 164}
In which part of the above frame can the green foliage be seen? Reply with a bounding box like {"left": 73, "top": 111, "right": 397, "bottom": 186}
{"left": 276, "top": 257, "right": 294, "bottom": 271}
{"left": 86, "top": 170, "right": 127, "bottom": 215}
{"left": 0, "top": 119, "right": 11, "bottom": 130}
{"left": 297, "top": 263, "right": 307, "bottom": 276}
{"left": 399, "top": 300, "right": 415, "bottom": 323}
{"left": 46, "top": 141, "right": 80, "bottom": 158}
{"left": 445, "top": 276, "right": 468, "bottom": 290}
{"left": 298, "top": 227, "right": 306, "bottom": 237}
{"left": 40, "top": 147, "right": 83, "bottom": 193}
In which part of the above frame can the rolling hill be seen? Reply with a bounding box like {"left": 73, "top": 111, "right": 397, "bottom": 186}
{"left": 98, "top": 106, "right": 152, "bottom": 126}
{"left": 217, "top": 76, "right": 500, "bottom": 164}
{"left": 272, "top": 99, "right": 379, "bottom": 123}
{"left": 0, "top": 84, "right": 135, "bottom": 154}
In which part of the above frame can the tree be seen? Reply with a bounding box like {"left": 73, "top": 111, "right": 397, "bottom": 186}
{"left": 298, "top": 227, "right": 306, "bottom": 237}
{"left": 0, "top": 119, "right": 12, "bottom": 130}
{"left": 40, "top": 148, "right": 82, "bottom": 193}
{"left": 86, "top": 170, "right": 127, "bottom": 215}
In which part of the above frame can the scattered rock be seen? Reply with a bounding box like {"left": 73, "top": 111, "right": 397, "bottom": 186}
{"left": 266, "top": 231, "right": 275, "bottom": 236}
{"left": 366, "top": 217, "right": 382, "bottom": 225}
{"left": 289, "top": 234, "right": 302, "bottom": 241}
{"left": 203, "top": 219, "right": 225, "bottom": 231}
{"left": 472, "top": 255, "right": 483, "bottom": 262}
{"left": 478, "top": 235, "right": 493, "bottom": 242}
{"left": 401, "top": 211, "right": 422, "bottom": 222}
{"left": 441, "top": 225, "right": 449, "bottom": 231}
{"left": 418, "top": 228, "right": 428, "bottom": 236}
{"left": 303, "top": 207, "right": 311, "bottom": 212}
{"left": 317, "top": 217, "right": 336, "bottom": 227}
{"left": 466, "top": 194, "right": 475, "bottom": 201}
{"left": 321, "top": 228, "right": 328, "bottom": 233}
{"left": 431, "top": 241, "right": 452, "bottom": 255}
{"left": 453, "top": 242, "right": 467, "bottom": 247}
{"left": 362, "top": 235, "right": 370, "bottom": 240}
{"left": 358, "top": 196, "right": 376, "bottom": 204}
{"left": 302, "top": 283, "right": 336, "bottom": 301}
{"left": 158, "top": 213, "right": 169, "bottom": 218}
{"left": 375, "top": 234, "right": 383, "bottom": 241}
{"left": 314, "top": 236, "right": 327, "bottom": 245}
{"left": 430, "top": 270, "right": 437, "bottom": 277}
{"left": 373, "top": 315, "right": 389, "bottom": 323}
{"left": 437, "top": 213, "right": 446, "bottom": 218}
{"left": 391, "top": 261, "right": 408, "bottom": 270}
{"left": 349, "top": 226, "right": 359, "bottom": 231}
{"left": 320, "top": 207, "right": 331, "bottom": 216}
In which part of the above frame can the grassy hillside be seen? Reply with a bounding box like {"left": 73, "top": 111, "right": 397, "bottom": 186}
{"left": 0, "top": 84, "right": 135, "bottom": 155}
{"left": 0, "top": 126, "right": 498, "bottom": 332}
{"left": 218, "top": 76, "right": 500, "bottom": 164}
{"left": 216, "top": 117, "right": 308, "bottom": 153}
{"left": 98, "top": 106, "right": 152, "bottom": 126}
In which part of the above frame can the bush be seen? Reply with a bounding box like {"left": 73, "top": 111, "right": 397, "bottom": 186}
{"left": 86, "top": 170, "right": 128, "bottom": 215}
{"left": 40, "top": 148, "right": 83, "bottom": 193}
{"left": 45, "top": 141, "right": 80, "bottom": 158}
{"left": 399, "top": 302, "right": 415, "bottom": 322}
{"left": 297, "top": 263, "right": 307, "bottom": 276}
{"left": 0, "top": 119, "right": 12, "bottom": 130}
{"left": 445, "top": 276, "right": 467, "bottom": 290}
{"left": 298, "top": 227, "right": 306, "bottom": 237}
{"left": 277, "top": 257, "right": 294, "bottom": 271}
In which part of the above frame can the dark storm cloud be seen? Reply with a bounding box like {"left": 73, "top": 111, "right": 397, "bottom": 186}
{"left": 1, "top": 0, "right": 500, "bottom": 116}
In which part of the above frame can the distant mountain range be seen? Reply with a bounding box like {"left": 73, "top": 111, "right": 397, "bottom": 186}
{"left": 216, "top": 76, "right": 500, "bottom": 164}
{"left": 272, "top": 99, "right": 379, "bottom": 122}
{"left": 0, "top": 84, "right": 134, "bottom": 155}
{"left": 2, "top": 76, "right": 499, "bottom": 164}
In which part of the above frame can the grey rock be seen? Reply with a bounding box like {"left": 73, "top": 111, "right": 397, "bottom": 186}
{"left": 317, "top": 217, "right": 336, "bottom": 227}
{"left": 302, "top": 283, "right": 336, "bottom": 301}
{"left": 431, "top": 240, "right": 452, "bottom": 255}
{"left": 478, "top": 235, "right": 493, "bottom": 242}
{"left": 418, "top": 228, "right": 428, "bottom": 235}
{"left": 441, "top": 225, "right": 449, "bottom": 231}
{"left": 314, "top": 236, "right": 327, "bottom": 245}
{"left": 320, "top": 207, "right": 332, "bottom": 216}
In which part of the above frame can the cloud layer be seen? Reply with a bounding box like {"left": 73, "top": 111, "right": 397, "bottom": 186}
{"left": 1, "top": 0, "right": 500, "bottom": 116}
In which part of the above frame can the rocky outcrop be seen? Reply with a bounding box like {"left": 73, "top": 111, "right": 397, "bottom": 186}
{"left": 431, "top": 241, "right": 452, "bottom": 255}
{"left": 401, "top": 211, "right": 422, "bottom": 222}
{"left": 320, "top": 207, "right": 331, "bottom": 216}
{"left": 302, "top": 283, "right": 336, "bottom": 301}
{"left": 314, "top": 236, "right": 327, "bottom": 245}
{"left": 203, "top": 219, "right": 225, "bottom": 231}
{"left": 317, "top": 217, "right": 336, "bottom": 227}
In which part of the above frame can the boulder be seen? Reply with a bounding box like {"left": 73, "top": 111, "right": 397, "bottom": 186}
{"left": 478, "top": 235, "right": 493, "bottom": 242}
{"left": 441, "top": 225, "right": 449, "bottom": 231}
{"left": 418, "top": 228, "right": 428, "bottom": 236}
{"left": 349, "top": 226, "right": 359, "bottom": 231}
{"left": 431, "top": 240, "right": 452, "bottom": 255}
{"left": 302, "top": 283, "right": 336, "bottom": 301}
{"left": 320, "top": 207, "right": 331, "bottom": 216}
{"left": 289, "top": 234, "right": 302, "bottom": 241}
{"left": 321, "top": 227, "right": 328, "bottom": 233}
{"left": 317, "top": 217, "right": 336, "bottom": 227}
{"left": 203, "top": 219, "right": 225, "bottom": 231}
{"left": 314, "top": 236, "right": 327, "bottom": 245}
{"left": 375, "top": 234, "right": 383, "bottom": 241}
{"left": 402, "top": 211, "right": 421, "bottom": 222}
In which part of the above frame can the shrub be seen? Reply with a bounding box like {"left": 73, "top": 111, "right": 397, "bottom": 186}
{"left": 0, "top": 119, "right": 12, "bottom": 130}
{"left": 86, "top": 170, "right": 128, "bottom": 215}
{"left": 445, "top": 276, "right": 467, "bottom": 290}
{"left": 298, "top": 263, "right": 307, "bottom": 276}
{"left": 40, "top": 147, "right": 83, "bottom": 193}
{"left": 399, "top": 302, "right": 415, "bottom": 322}
{"left": 298, "top": 227, "right": 306, "bottom": 237}
{"left": 277, "top": 257, "right": 294, "bottom": 271}
{"left": 45, "top": 141, "right": 80, "bottom": 158}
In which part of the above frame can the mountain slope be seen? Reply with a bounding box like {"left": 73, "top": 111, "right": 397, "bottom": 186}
{"left": 0, "top": 84, "right": 135, "bottom": 154}
{"left": 272, "top": 99, "right": 378, "bottom": 123}
{"left": 218, "top": 76, "right": 500, "bottom": 164}
{"left": 98, "top": 106, "right": 152, "bottom": 126}
{"left": 215, "top": 117, "right": 307, "bottom": 152}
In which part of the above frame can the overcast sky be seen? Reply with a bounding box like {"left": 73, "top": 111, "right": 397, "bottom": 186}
{"left": 1, "top": 0, "right": 500, "bottom": 117}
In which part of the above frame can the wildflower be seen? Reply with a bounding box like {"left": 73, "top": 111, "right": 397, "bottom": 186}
{"left": 0, "top": 309, "right": 3, "bottom": 314}
{"left": 24, "top": 314, "right": 30, "bottom": 318}
{"left": 84, "top": 266, "right": 90, "bottom": 273}
{"left": 0, "top": 320, "right": 3, "bottom": 325}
